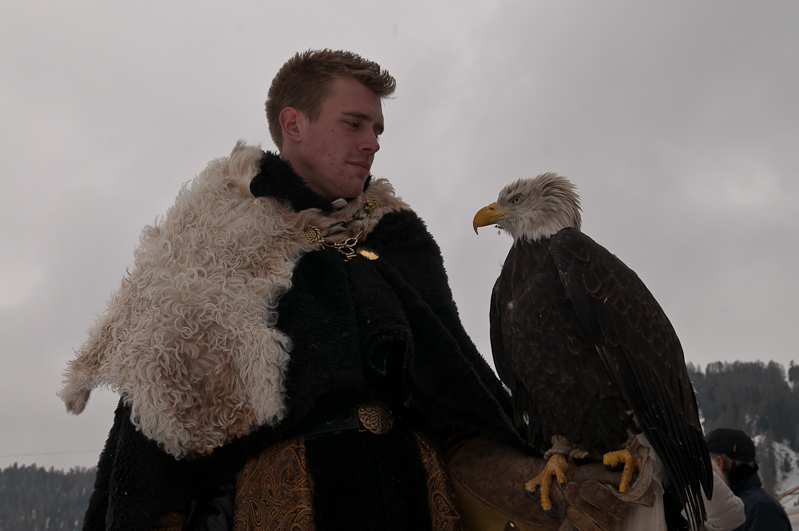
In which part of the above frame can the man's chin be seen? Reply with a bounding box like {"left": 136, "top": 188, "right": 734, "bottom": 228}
{"left": 338, "top": 176, "right": 369, "bottom": 199}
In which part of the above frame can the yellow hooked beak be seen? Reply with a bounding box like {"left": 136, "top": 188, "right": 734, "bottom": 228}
{"left": 473, "top": 202, "right": 512, "bottom": 234}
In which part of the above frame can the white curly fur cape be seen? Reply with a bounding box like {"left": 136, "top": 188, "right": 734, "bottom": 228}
{"left": 59, "top": 141, "right": 408, "bottom": 459}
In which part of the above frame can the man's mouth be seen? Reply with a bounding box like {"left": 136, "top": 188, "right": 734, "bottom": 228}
{"left": 348, "top": 161, "right": 370, "bottom": 175}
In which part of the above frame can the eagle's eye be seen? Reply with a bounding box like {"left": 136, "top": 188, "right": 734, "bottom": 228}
{"left": 510, "top": 194, "right": 523, "bottom": 205}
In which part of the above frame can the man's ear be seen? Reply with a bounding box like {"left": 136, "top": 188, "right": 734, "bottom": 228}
{"left": 279, "top": 107, "right": 304, "bottom": 144}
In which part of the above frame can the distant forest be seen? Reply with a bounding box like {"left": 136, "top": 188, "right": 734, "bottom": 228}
{"left": 688, "top": 359, "right": 799, "bottom": 493}
{"left": 0, "top": 464, "right": 94, "bottom": 531}
{"left": 2, "top": 360, "right": 798, "bottom": 528}
{"left": 688, "top": 360, "right": 799, "bottom": 451}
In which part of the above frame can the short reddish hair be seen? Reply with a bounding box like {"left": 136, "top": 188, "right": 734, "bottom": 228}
{"left": 265, "top": 49, "right": 396, "bottom": 150}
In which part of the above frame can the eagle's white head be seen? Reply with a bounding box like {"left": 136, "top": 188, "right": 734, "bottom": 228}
{"left": 473, "top": 173, "right": 582, "bottom": 242}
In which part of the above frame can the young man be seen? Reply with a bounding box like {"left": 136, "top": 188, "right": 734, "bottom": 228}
{"left": 706, "top": 429, "right": 792, "bottom": 531}
{"left": 64, "top": 50, "right": 648, "bottom": 531}
{"left": 64, "top": 48, "right": 523, "bottom": 531}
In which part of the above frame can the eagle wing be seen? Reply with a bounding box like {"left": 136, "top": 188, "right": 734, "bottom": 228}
{"left": 491, "top": 271, "right": 537, "bottom": 437}
{"left": 489, "top": 239, "right": 618, "bottom": 454}
{"left": 489, "top": 279, "right": 516, "bottom": 393}
{"left": 550, "top": 228, "right": 712, "bottom": 529}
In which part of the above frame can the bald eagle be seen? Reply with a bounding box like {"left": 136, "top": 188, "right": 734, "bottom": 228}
{"left": 473, "top": 174, "right": 712, "bottom": 530}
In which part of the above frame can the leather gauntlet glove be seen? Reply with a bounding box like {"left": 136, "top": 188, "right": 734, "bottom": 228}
{"left": 448, "top": 437, "right": 655, "bottom": 531}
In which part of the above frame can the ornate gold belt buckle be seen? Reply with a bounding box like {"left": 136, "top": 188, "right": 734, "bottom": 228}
{"left": 357, "top": 400, "right": 394, "bottom": 434}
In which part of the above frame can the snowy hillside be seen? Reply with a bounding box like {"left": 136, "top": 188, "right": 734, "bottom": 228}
{"left": 775, "top": 442, "right": 799, "bottom": 529}
{"left": 754, "top": 435, "right": 799, "bottom": 527}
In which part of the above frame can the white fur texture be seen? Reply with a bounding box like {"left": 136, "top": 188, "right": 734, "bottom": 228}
{"left": 495, "top": 173, "right": 582, "bottom": 242}
{"left": 58, "top": 141, "right": 407, "bottom": 459}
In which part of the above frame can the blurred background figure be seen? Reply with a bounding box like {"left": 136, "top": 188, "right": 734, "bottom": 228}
{"left": 706, "top": 428, "right": 792, "bottom": 531}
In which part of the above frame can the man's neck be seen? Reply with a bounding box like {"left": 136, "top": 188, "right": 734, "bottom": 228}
{"left": 249, "top": 151, "right": 334, "bottom": 213}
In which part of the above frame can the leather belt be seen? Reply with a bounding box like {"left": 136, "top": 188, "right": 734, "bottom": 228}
{"left": 291, "top": 400, "right": 395, "bottom": 441}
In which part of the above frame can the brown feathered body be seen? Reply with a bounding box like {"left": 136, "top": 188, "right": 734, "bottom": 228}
{"left": 491, "top": 230, "right": 703, "bottom": 461}
{"left": 478, "top": 173, "right": 713, "bottom": 530}
{"left": 491, "top": 232, "right": 632, "bottom": 458}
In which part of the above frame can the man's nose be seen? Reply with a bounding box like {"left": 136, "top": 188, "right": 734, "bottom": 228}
{"left": 360, "top": 130, "right": 380, "bottom": 153}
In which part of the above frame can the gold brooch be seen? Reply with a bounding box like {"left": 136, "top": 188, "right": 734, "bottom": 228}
{"left": 303, "top": 225, "right": 324, "bottom": 244}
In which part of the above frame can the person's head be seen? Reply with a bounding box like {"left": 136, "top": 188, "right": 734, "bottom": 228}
{"left": 706, "top": 428, "right": 759, "bottom": 485}
{"left": 265, "top": 49, "right": 396, "bottom": 201}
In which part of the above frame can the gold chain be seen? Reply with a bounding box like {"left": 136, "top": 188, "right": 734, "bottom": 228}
{"left": 303, "top": 199, "right": 378, "bottom": 261}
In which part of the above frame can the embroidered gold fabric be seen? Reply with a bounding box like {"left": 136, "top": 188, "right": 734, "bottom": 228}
{"left": 150, "top": 509, "right": 186, "bottom": 531}
{"left": 232, "top": 438, "right": 316, "bottom": 531}
{"left": 413, "top": 431, "right": 466, "bottom": 531}
{"left": 149, "top": 432, "right": 463, "bottom": 531}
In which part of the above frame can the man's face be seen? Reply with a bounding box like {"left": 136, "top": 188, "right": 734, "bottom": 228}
{"left": 287, "top": 76, "right": 385, "bottom": 201}
{"left": 710, "top": 453, "right": 729, "bottom": 484}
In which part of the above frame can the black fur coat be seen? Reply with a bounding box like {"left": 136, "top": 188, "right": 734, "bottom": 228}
{"left": 82, "top": 151, "right": 522, "bottom": 531}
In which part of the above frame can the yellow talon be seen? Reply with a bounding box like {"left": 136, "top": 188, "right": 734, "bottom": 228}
{"left": 525, "top": 453, "right": 574, "bottom": 517}
{"left": 603, "top": 448, "right": 642, "bottom": 493}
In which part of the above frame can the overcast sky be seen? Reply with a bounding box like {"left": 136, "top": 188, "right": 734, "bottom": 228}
{"left": 2, "top": 0, "right": 797, "bottom": 471}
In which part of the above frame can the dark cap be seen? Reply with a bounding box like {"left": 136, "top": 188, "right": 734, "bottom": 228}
{"left": 706, "top": 428, "right": 756, "bottom": 461}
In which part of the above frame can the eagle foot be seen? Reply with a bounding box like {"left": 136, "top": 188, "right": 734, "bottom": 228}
{"left": 524, "top": 453, "right": 575, "bottom": 518}
{"left": 602, "top": 445, "right": 643, "bottom": 493}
